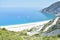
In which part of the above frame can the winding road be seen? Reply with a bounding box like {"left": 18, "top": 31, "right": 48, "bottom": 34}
{"left": 43, "top": 17, "right": 59, "bottom": 32}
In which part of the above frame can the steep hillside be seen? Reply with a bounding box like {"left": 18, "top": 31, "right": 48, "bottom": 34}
{"left": 41, "top": 1, "right": 60, "bottom": 17}
{"left": 45, "top": 17, "right": 60, "bottom": 33}
{"left": 41, "top": 1, "right": 60, "bottom": 36}
{"left": 41, "top": 17, "right": 60, "bottom": 36}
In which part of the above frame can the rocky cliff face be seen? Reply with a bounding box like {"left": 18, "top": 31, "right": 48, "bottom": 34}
{"left": 41, "top": 1, "right": 60, "bottom": 17}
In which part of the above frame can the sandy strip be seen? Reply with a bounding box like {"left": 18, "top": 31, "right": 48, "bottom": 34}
{"left": 0, "top": 20, "right": 50, "bottom": 32}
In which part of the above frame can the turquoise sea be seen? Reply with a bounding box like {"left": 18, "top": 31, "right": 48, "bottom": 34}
{"left": 0, "top": 8, "right": 56, "bottom": 26}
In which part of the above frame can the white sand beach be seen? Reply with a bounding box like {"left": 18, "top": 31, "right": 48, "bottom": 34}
{"left": 0, "top": 20, "right": 50, "bottom": 32}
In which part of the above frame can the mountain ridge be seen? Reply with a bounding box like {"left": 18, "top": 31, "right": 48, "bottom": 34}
{"left": 41, "top": 1, "right": 60, "bottom": 17}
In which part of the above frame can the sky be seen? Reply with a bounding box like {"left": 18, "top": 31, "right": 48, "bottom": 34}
{"left": 0, "top": 0, "right": 60, "bottom": 8}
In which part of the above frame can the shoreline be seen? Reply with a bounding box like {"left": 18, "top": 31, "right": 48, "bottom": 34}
{"left": 0, "top": 20, "right": 50, "bottom": 32}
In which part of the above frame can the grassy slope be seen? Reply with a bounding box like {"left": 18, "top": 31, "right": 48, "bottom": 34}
{"left": 0, "top": 28, "right": 60, "bottom": 40}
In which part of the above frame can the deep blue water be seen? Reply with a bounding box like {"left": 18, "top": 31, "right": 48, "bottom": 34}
{"left": 0, "top": 8, "right": 56, "bottom": 26}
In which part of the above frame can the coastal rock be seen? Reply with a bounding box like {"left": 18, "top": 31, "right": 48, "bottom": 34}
{"left": 41, "top": 1, "right": 60, "bottom": 16}
{"left": 41, "top": 17, "right": 60, "bottom": 36}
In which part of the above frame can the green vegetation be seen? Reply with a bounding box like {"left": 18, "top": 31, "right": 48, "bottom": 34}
{"left": 46, "top": 18, "right": 60, "bottom": 33}
{"left": 41, "top": 18, "right": 55, "bottom": 31}
{"left": 0, "top": 28, "right": 60, "bottom": 40}
{"left": 28, "top": 27, "right": 36, "bottom": 32}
